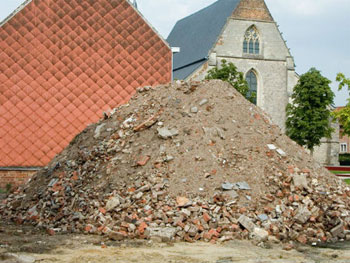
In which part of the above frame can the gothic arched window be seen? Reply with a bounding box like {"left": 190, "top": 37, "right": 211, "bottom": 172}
{"left": 243, "top": 26, "right": 260, "bottom": 55}
{"left": 246, "top": 70, "right": 257, "bottom": 104}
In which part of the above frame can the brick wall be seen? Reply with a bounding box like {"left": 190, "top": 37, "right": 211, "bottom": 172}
{"left": 0, "top": 170, "right": 38, "bottom": 189}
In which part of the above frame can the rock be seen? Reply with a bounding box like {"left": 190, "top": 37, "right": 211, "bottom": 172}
{"left": 106, "top": 197, "right": 120, "bottom": 211}
{"left": 331, "top": 221, "right": 344, "bottom": 237}
{"left": 238, "top": 215, "right": 255, "bottom": 232}
{"left": 203, "top": 127, "right": 225, "bottom": 140}
{"left": 137, "top": 156, "right": 150, "bottom": 166}
{"left": 164, "top": 155, "right": 174, "bottom": 162}
{"left": 94, "top": 123, "right": 106, "bottom": 139}
{"left": 235, "top": 182, "right": 251, "bottom": 190}
{"left": 253, "top": 227, "right": 269, "bottom": 241}
{"left": 190, "top": 107, "right": 198, "bottom": 113}
{"left": 108, "top": 230, "right": 126, "bottom": 241}
{"left": 276, "top": 148, "right": 286, "bottom": 157}
{"left": 157, "top": 127, "right": 179, "bottom": 139}
{"left": 294, "top": 206, "right": 311, "bottom": 224}
{"left": 135, "top": 185, "right": 150, "bottom": 193}
{"left": 222, "top": 182, "right": 234, "bottom": 191}
{"left": 293, "top": 173, "right": 309, "bottom": 190}
{"left": 148, "top": 227, "right": 177, "bottom": 242}
{"left": 225, "top": 190, "right": 238, "bottom": 199}
{"left": 267, "top": 144, "right": 277, "bottom": 150}
{"left": 199, "top": 99, "right": 208, "bottom": 106}
{"left": 176, "top": 196, "right": 191, "bottom": 207}
{"left": 268, "top": 235, "right": 280, "bottom": 243}
{"left": 257, "top": 214, "right": 268, "bottom": 222}
{"left": 283, "top": 243, "right": 295, "bottom": 251}
{"left": 1, "top": 253, "right": 36, "bottom": 263}
{"left": 134, "top": 192, "right": 143, "bottom": 199}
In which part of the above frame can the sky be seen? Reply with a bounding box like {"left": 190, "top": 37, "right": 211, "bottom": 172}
{"left": 1, "top": 0, "right": 350, "bottom": 106}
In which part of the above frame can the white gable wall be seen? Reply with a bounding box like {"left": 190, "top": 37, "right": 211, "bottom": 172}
{"left": 190, "top": 18, "right": 298, "bottom": 131}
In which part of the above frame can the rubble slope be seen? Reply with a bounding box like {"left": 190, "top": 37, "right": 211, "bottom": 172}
{"left": 2, "top": 80, "right": 350, "bottom": 245}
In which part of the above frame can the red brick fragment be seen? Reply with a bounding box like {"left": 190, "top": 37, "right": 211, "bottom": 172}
{"left": 137, "top": 156, "right": 150, "bottom": 166}
{"left": 139, "top": 222, "right": 148, "bottom": 234}
{"left": 203, "top": 213, "right": 211, "bottom": 222}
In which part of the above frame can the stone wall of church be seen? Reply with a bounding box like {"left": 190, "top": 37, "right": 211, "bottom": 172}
{"left": 190, "top": 18, "right": 298, "bottom": 131}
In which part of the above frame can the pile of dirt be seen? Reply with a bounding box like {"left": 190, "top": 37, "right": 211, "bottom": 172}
{"left": 1, "top": 80, "right": 350, "bottom": 245}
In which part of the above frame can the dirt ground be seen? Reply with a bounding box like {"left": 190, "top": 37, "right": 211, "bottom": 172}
{"left": 1, "top": 222, "right": 350, "bottom": 263}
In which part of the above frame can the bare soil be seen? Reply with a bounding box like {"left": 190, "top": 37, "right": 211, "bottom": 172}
{"left": 1, "top": 222, "right": 350, "bottom": 263}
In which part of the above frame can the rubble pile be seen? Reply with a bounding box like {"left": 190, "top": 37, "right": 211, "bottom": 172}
{"left": 1, "top": 80, "right": 350, "bottom": 245}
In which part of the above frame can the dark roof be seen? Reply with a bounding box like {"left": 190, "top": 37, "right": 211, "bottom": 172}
{"left": 167, "top": 0, "right": 240, "bottom": 79}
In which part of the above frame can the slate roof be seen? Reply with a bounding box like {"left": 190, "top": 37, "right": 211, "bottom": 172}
{"left": 0, "top": 0, "right": 171, "bottom": 167}
{"left": 167, "top": 0, "right": 240, "bottom": 80}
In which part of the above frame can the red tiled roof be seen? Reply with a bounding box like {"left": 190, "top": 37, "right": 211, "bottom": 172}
{"left": 0, "top": 0, "right": 172, "bottom": 167}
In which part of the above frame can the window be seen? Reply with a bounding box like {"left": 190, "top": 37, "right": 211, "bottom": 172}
{"left": 243, "top": 26, "right": 260, "bottom": 55}
{"left": 246, "top": 70, "right": 257, "bottom": 105}
{"left": 340, "top": 143, "right": 347, "bottom": 153}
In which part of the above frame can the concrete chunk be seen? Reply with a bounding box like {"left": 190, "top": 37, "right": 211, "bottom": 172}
{"left": 148, "top": 227, "right": 177, "bottom": 242}
{"left": 238, "top": 215, "right": 255, "bottom": 232}
{"left": 294, "top": 206, "right": 311, "bottom": 224}
{"left": 331, "top": 221, "right": 344, "bottom": 237}
{"left": 106, "top": 197, "right": 120, "bottom": 211}
{"left": 293, "top": 173, "right": 309, "bottom": 190}
{"left": 253, "top": 227, "right": 269, "bottom": 241}
{"left": 94, "top": 123, "right": 106, "bottom": 139}
{"left": 157, "top": 127, "right": 179, "bottom": 139}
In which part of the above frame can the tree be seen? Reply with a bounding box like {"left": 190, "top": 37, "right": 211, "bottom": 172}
{"left": 205, "top": 60, "right": 255, "bottom": 102}
{"left": 332, "top": 73, "right": 350, "bottom": 136}
{"left": 286, "top": 68, "right": 335, "bottom": 153}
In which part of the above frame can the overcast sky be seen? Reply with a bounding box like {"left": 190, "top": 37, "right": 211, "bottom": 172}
{"left": 1, "top": 0, "right": 349, "bottom": 106}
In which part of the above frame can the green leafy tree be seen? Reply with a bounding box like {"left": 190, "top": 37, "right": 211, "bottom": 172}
{"left": 286, "top": 68, "right": 335, "bottom": 153}
{"left": 205, "top": 60, "right": 255, "bottom": 102}
{"left": 332, "top": 73, "right": 350, "bottom": 135}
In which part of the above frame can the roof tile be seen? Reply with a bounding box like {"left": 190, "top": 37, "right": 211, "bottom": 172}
{"left": 0, "top": 0, "right": 171, "bottom": 167}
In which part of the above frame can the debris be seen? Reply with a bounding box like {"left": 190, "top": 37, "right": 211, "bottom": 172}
{"left": 157, "top": 127, "right": 179, "bottom": 139}
{"left": 276, "top": 149, "right": 286, "bottom": 157}
{"left": 294, "top": 206, "right": 311, "bottom": 224}
{"left": 235, "top": 182, "right": 251, "bottom": 190}
{"left": 238, "top": 215, "right": 255, "bottom": 232}
{"left": 176, "top": 196, "right": 191, "bottom": 207}
{"left": 267, "top": 144, "right": 277, "bottom": 150}
{"left": 191, "top": 107, "right": 198, "bottom": 113}
{"left": 293, "top": 173, "right": 309, "bottom": 190}
{"left": 148, "top": 227, "right": 177, "bottom": 242}
{"left": 106, "top": 197, "right": 120, "bottom": 211}
{"left": 199, "top": 99, "right": 208, "bottom": 106}
{"left": 222, "top": 182, "right": 234, "bottom": 191}
{"left": 2, "top": 80, "right": 350, "bottom": 246}
{"left": 331, "top": 222, "right": 344, "bottom": 237}
{"left": 257, "top": 214, "right": 268, "bottom": 222}
{"left": 253, "top": 227, "right": 269, "bottom": 241}
{"left": 94, "top": 123, "right": 106, "bottom": 139}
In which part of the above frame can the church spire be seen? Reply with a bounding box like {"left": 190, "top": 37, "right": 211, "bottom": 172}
{"left": 232, "top": 0, "right": 274, "bottom": 22}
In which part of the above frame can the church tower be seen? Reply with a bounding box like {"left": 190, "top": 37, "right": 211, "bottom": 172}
{"left": 232, "top": 0, "right": 273, "bottom": 21}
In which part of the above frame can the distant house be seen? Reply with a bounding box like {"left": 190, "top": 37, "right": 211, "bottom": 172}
{"left": 336, "top": 107, "right": 350, "bottom": 154}
{"left": 0, "top": 0, "right": 172, "bottom": 188}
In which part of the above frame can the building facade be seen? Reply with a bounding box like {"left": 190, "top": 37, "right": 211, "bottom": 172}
{"left": 167, "top": 0, "right": 298, "bottom": 130}
{"left": 167, "top": 0, "right": 339, "bottom": 165}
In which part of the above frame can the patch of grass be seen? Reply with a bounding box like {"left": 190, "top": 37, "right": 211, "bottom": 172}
{"left": 0, "top": 188, "right": 6, "bottom": 194}
{"left": 344, "top": 179, "right": 350, "bottom": 185}
{"left": 329, "top": 170, "right": 350, "bottom": 175}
